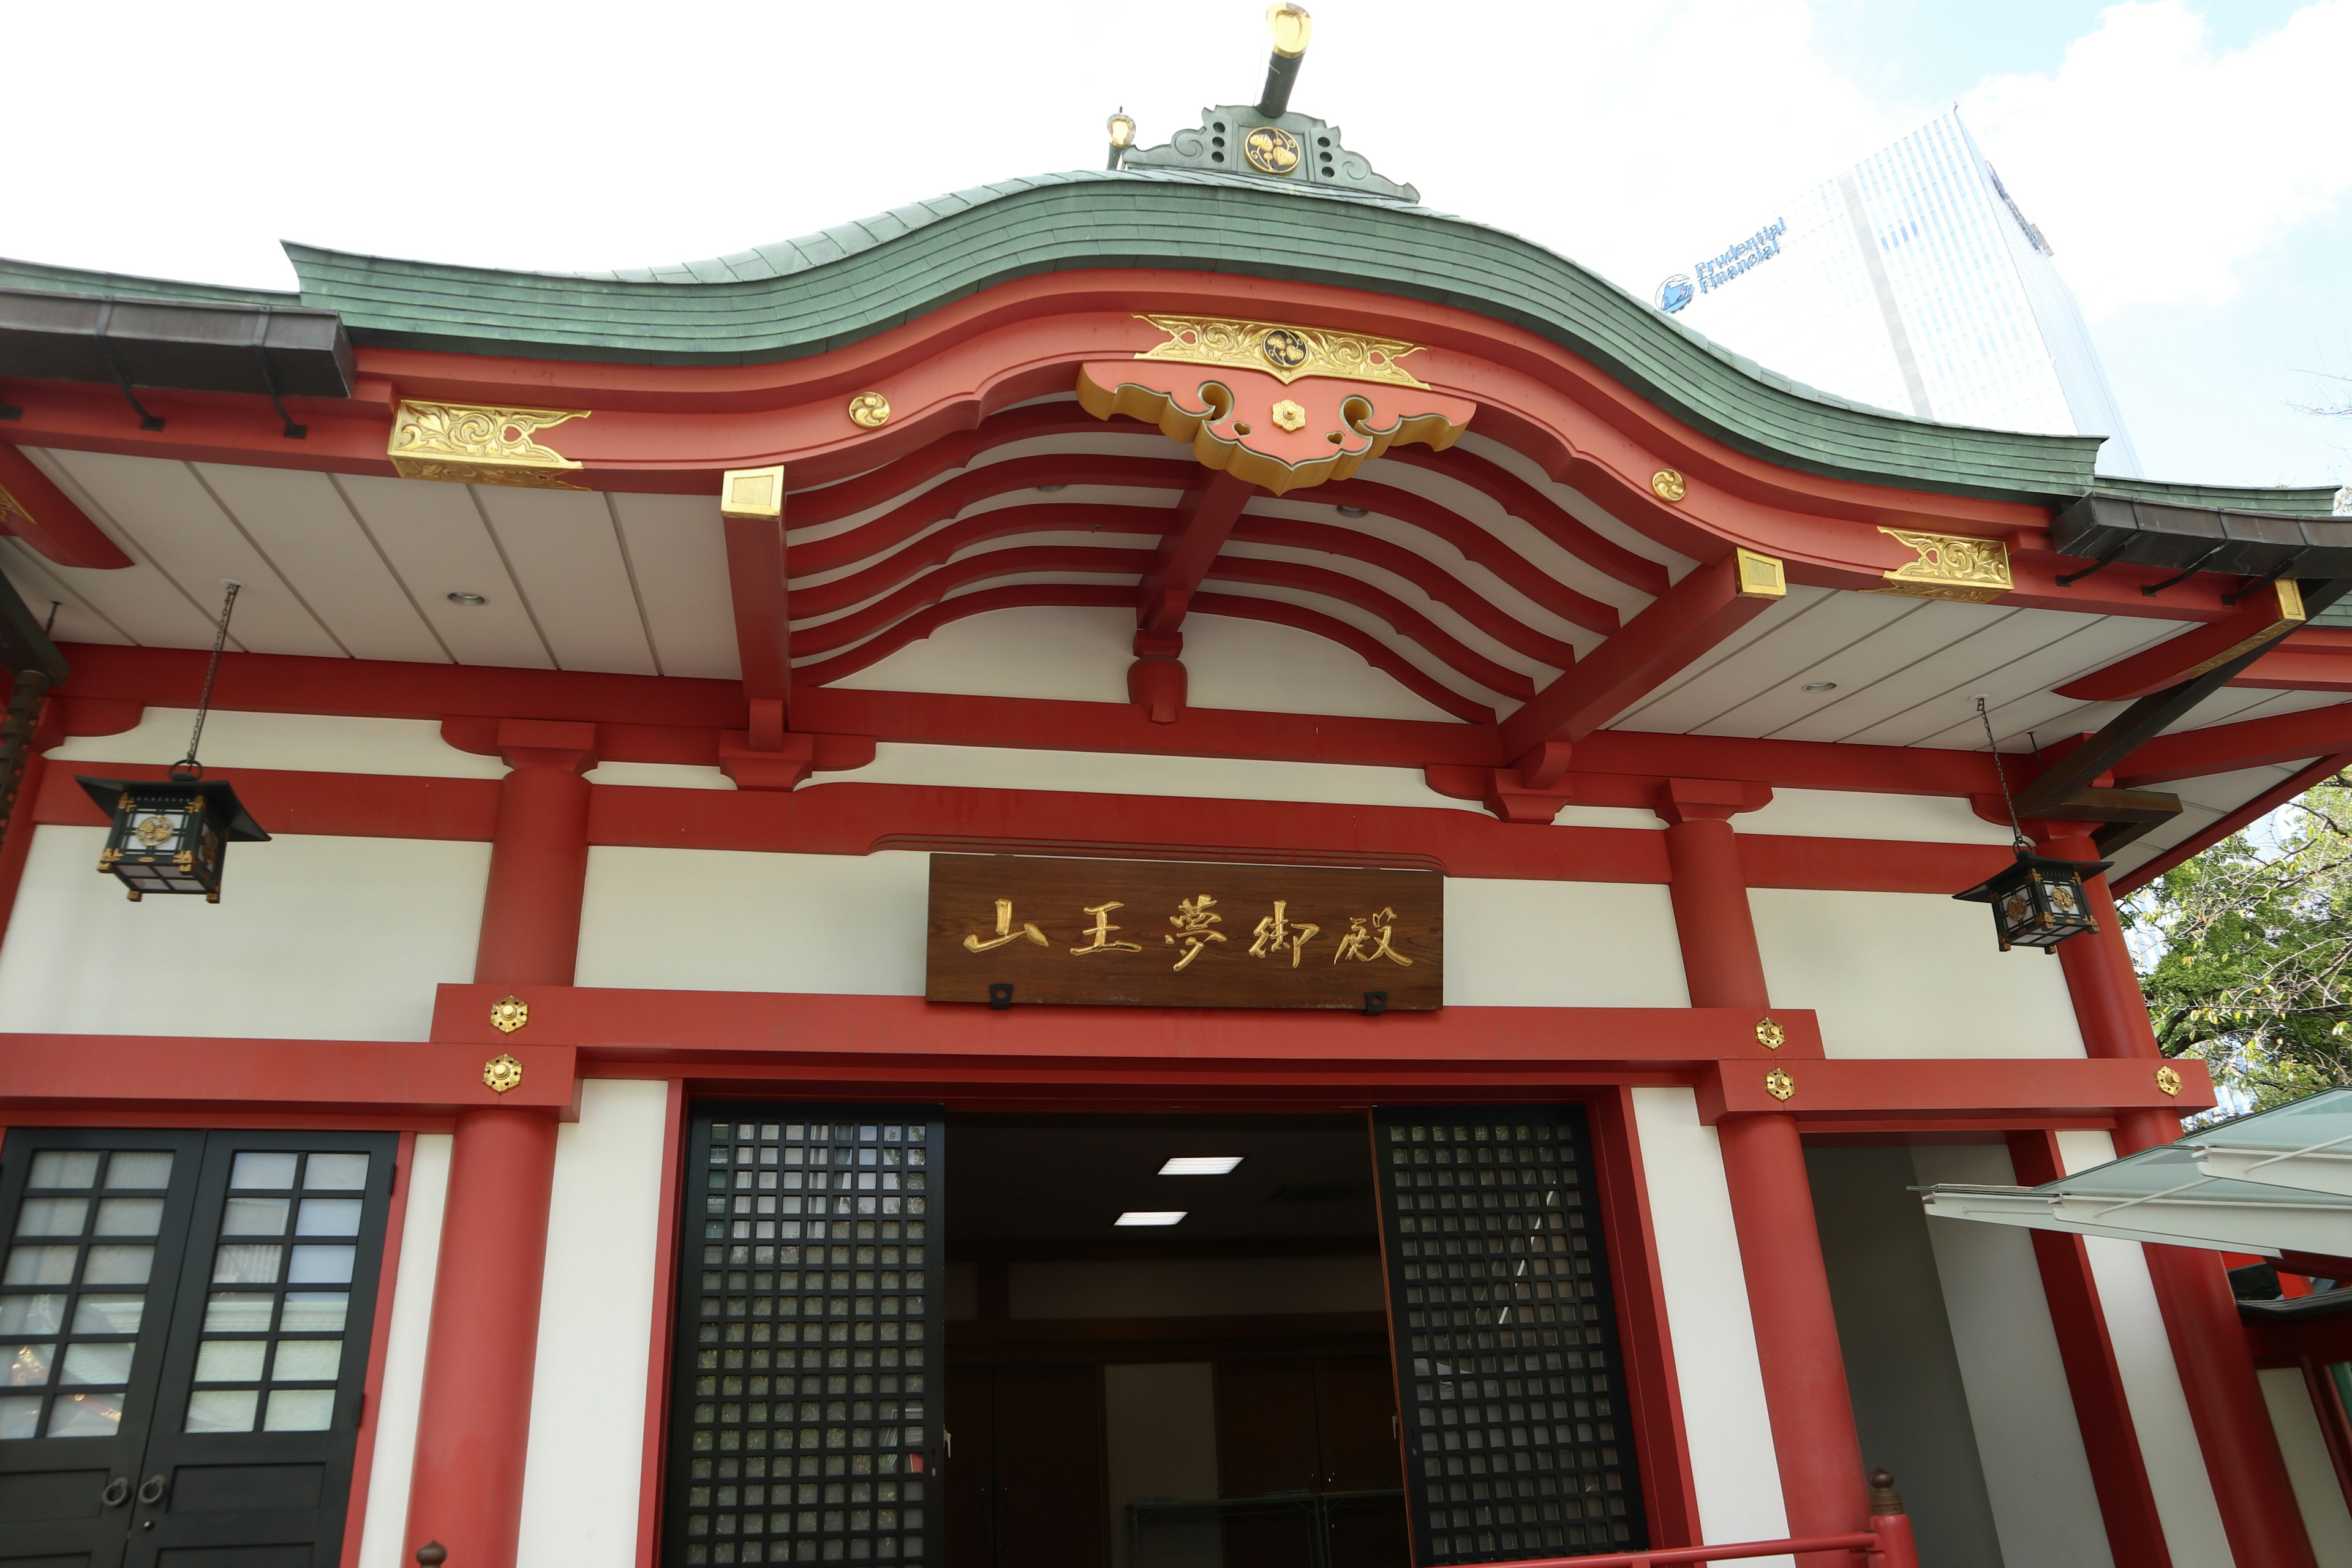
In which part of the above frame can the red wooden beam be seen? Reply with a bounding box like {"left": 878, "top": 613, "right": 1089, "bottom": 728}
{"left": 2057, "top": 581, "right": 2306, "bottom": 701}
{"left": 723, "top": 512, "right": 791, "bottom": 707}
{"left": 1139, "top": 470, "right": 1253, "bottom": 636}
{"left": 0, "top": 1035, "right": 578, "bottom": 1114}
{"left": 2114, "top": 703, "right": 2352, "bottom": 787}
{"left": 1499, "top": 550, "right": 1784, "bottom": 760}
{"left": 2234, "top": 628, "right": 2352, "bottom": 692}
{"left": 0, "top": 439, "right": 131, "bottom": 568}
{"left": 1697, "top": 1055, "right": 2215, "bottom": 1123}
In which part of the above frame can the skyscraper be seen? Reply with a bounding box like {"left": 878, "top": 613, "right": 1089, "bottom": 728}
{"left": 1655, "top": 108, "right": 2144, "bottom": 477}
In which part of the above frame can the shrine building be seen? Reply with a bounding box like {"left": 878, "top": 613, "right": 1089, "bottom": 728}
{"left": 7, "top": 10, "right": 2352, "bottom": 1568}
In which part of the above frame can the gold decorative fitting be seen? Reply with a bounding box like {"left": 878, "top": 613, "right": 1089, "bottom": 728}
{"left": 847, "top": 392, "right": 892, "bottom": 429}
{"left": 1875, "top": 527, "right": 2012, "bottom": 603}
{"left": 1651, "top": 469, "right": 1687, "bottom": 502}
{"left": 1765, "top": 1067, "right": 1796, "bottom": 1102}
{"left": 2176, "top": 578, "right": 2307, "bottom": 681}
{"left": 489, "top": 994, "right": 530, "bottom": 1035}
{"left": 1244, "top": 124, "right": 1302, "bottom": 176}
{"left": 1755, "top": 1016, "right": 1786, "bottom": 1050}
{"left": 0, "top": 481, "right": 33, "bottom": 533}
{"left": 2155, "top": 1065, "right": 2183, "bottom": 1097}
{"left": 1129, "top": 314, "right": 1431, "bottom": 390}
{"left": 720, "top": 465, "right": 786, "bottom": 521}
{"left": 1267, "top": 2, "right": 1311, "bottom": 56}
{"left": 482, "top": 1053, "right": 525, "bottom": 1095}
{"left": 387, "top": 401, "right": 589, "bottom": 488}
{"left": 1734, "top": 548, "right": 1788, "bottom": 600}
{"left": 1270, "top": 399, "right": 1308, "bottom": 432}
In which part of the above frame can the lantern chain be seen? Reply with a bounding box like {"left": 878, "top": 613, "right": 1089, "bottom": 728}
{"left": 173, "top": 581, "right": 241, "bottom": 782}
{"left": 1976, "top": 695, "right": 2030, "bottom": 851}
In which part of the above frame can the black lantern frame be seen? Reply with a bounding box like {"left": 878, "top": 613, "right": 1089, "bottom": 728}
{"left": 1953, "top": 846, "right": 2109, "bottom": 951}
{"left": 76, "top": 775, "right": 270, "bottom": 902}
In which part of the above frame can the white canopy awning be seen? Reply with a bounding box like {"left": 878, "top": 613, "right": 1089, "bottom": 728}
{"left": 1920, "top": 1087, "right": 2352, "bottom": 1264}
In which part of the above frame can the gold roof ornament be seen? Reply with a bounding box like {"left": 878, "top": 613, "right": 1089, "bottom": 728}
{"left": 387, "top": 401, "right": 589, "bottom": 488}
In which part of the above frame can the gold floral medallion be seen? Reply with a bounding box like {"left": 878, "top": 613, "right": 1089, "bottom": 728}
{"left": 1765, "top": 1067, "right": 1795, "bottom": 1102}
{"left": 483, "top": 1053, "right": 525, "bottom": 1095}
{"left": 489, "top": 994, "right": 530, "bottom": 1035}
{"left": 1755, "top": 1016, "right": 1786, "bottom": 1050}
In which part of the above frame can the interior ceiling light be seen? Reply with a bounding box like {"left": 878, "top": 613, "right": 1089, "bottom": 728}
{"left": 1159, "top": 1156, "right": 1245, "bottom": 1175}
{"left": 1115, "top": 1210, "right": 1188, "bottom": 1226}
{"left": 447, "top": 592, "right": 488, "bottom": 606}
{"left": 1803, "top": 680, "right": 1837, "bottom": 692}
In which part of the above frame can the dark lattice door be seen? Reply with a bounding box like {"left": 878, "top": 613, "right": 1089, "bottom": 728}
{"left": 664, "top": 1107, "right": 944, "bottom": 1567}
{"left": 1370, "top": 1108, "right": 1646, "bottom": 1564}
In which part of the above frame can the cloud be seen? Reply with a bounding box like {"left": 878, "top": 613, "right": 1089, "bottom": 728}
{"left": 1962, "top": 1, "right": 2352, "bottom": 317}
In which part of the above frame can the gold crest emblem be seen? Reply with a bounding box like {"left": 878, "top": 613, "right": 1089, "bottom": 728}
{"left": 1270, "top": 399, "right": 1308, "bottom": 432}
{"left": 489, "top": 994, "right": 529, "bottom": 1035}
{"left": 1243, "top": 125, "right": 1301, "bottom": 175}
{"left": 847, "top": 391, "right": 892, "bottom": 429}
{"left": 2155, "top": 1065, "right": 2182, "bottom": 1097}
{"left": 1755, "top": 1016, "right": 1785, "bottom": 1050}
{"left": 483, "top": 1053, "right": 525, "bottom": 1095}
{"left": 1765, "top": 1067, "right": 1795, "bottom": 1102}
{"left": 1651, "top": 469, "right": 1687, "bottom": 502}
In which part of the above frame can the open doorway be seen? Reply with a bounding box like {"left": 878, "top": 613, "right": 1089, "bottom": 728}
{"left": 943, "top": 1113, "right": 1409, "bottom": 1568}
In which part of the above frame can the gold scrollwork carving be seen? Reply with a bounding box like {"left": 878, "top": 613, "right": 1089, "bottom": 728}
{"left": 388, "top": 401, "right": 589, "bottom": 488}
{"left": 1875, "top": 527, "right": 2012, "bottom": 603}
{"left": 1132, "top": 314, "right": 1432, "bottom": 390}
{"left": 1765, "top": 1067, "right": 1795, "bottom": 1102}
{"left": 483, "top": 1053, "right": 526, "bottom": 1094}
{"left": 489, "top": 994, "right": 530, "bottom": 1035}
{"left": 2155, "top": 1065, "right": 2183, "bottom": 1097}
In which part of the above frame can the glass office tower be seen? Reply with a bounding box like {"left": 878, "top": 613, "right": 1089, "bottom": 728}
{"left": 1656, "top": 108, "right": 2144, "bottom": 477}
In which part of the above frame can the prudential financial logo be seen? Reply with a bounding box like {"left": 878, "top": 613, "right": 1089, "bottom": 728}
{"left": 1654, "top": 275, "right": 1695, "bottom": 314}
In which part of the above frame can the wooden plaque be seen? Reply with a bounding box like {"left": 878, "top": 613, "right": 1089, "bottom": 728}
{"left": 925, "top": 854, "right": 1443, "bottom": 1010}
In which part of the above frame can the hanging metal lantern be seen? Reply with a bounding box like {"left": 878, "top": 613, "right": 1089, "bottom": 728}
{"left": 74, "top": 774, "right": 269, "bottom": 901}
{"left": 1954, "top": 846, "right": 2108, "bottom": 951}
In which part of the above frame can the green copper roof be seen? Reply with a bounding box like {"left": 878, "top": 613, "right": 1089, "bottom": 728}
{"left": 2, "top": 169, "right": 2340, "bottom": 514}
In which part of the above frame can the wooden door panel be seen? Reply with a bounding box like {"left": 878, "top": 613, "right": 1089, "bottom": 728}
{"left": 1213, "top": 1359, "right": 1318, "bottom": 1568}
{"left": 990, "top": 1361, "right": 1104, "bottom": 1568}
{"left": 1317, "top": 1353, "right": 1409, "bottom": 1568}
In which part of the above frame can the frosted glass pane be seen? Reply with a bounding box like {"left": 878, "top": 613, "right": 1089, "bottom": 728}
{"left": 83, "top": 1246, "right": 153, "bottom": 1286}
{"left": 70, "top": 1295, "right": 143, "bottom": 1333}
{"left": 213, "top": 1244, "right": 282, "bottom": 1285}
{"left": 304, "top": 1153, "right": 368, "bottom": 1190}
{"left": 185, "top": 1388, "right": 257, "bottom": 1433}
{"left": 94, "top": 1199, "right": 162, "bottom": 1237}
{"left": 296, "top": 1200, "right": 361, "bottom": 1237}
{"left": 194, "top": 1340, "right": 267, "bottom": 1382}
{"left": 0, "top": 1394, "right": 38, "bottom": 1439}
{"left": 104, "top": 1152, "right": 174, "bottom": 1189}
{"left": 60, "top": 1341, "right": 134, "bottom": 1385}
{"left": 0, "top": 1295, "right": 63, "bottom": 1334}
{"left": 45, "top": 1389, "right": 123, "bottom": 1436}
{"left": 28, "top": 1152, "right": 99, "bottom": 1189}
{"left": 263, "top": 1388, "right": 334, "bottom": 1431}
{"left": 271, "top": 1339, "right": 342, "bottom": 1381}
{"left": 204, "top": 1293, "right": 275, "bottom": 1332}
{"left": 280, "top": 1293, "right": 347, "bottom": 1332}
{"left": 15, "top": 1199, "right": 87, "bottom": 1237}
{"left": 4, "top": 1248, "right": 76, "bottom": 1286}
{"left": 222, "top": 1199, "right": 290, "bottom": 1236}
{"left": 4, "top": 1342, "right": 54, "bottom": 1387}
{"left": 230, "top": 1153, "right": 299, "bottom": 1190}
{"left": 288, "top": 1246, "right": 354, "bottom": 1284}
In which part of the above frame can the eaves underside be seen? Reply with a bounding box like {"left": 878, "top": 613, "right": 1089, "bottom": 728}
{"left": 0, "top": 170, "right": 2335, "bottom": 517}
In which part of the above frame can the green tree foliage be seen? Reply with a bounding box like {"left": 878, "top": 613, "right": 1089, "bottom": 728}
{"left": 2124, "top": 775, "right": 2352, "bottom": 1109}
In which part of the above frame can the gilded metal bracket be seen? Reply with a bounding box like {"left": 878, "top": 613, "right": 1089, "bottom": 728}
{"left": 1129, "top": 314, "right": 1432, "bottom": 389}
{"left": 1875, "top": 527, "right": 2012, "bottom": 603}
{"left": 388, "top": 401, "right": 589, "bottom": 488}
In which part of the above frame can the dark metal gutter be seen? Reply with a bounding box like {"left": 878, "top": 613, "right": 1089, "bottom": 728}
{"left": 0, "top": 287, "right": 353, "bottom": 404}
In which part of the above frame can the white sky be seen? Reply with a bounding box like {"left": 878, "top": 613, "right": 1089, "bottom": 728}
{"left": 6, "top": 1, "right": 2349, "bottom": 489}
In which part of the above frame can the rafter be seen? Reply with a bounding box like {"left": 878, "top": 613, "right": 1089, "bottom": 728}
{"left": 2055, "top": 580, "right": 2306, "bottom": 701}
{"left": 1137, "top": 470, "right": 1254, "bottom": 636}
{"left": 0, "top": 440, "right": 130, "bottom": 569}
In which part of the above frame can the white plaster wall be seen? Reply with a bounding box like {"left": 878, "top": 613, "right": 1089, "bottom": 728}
{"left": 2056, "top": 1130, "right": 2236, "bottom": 1566}
{"left": 517, "top": 1079, "right": 673, "bottom": 1568}
{"left": 1740, "top": 790, "right": 2013, "bottom": 845}
{"left": 1910, "top": 1144, "right": 2114, "bottom": 1568}
{"left": 576, "top": 847, "right": 929, "bottom": 994}
{"left": 1627, "top": 1088, "right": 1790, "bottom": 1560}
{"left": 1445, "top": 880, "right": 1688, "bottom": 1008}
{"left": 1747, "top": 888, "right": 2085, "bottom": 1058}
{"left": 355, "top": 1132, "right": 451, "bottom": 1568}
{"left": 0, "top": 826, "right": 489, "bottom": 1040}
{"left": 2258, "top": 1367, "right": 2352, "bottom": 1562}
{"left": 47, "top": 708, "right": 507, "bottom": 778}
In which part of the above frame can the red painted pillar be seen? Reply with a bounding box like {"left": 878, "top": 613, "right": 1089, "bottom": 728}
{"left": 1655, "top": 781, "right": 1868, "bottom": 1560}
{"left": 2043, "top": 829, "right": 2317, "bottom": 1568}
{"left": 0, "top": 684, "right": 58, "bottom": 948}
{"left": 404, "top": 720, "right": 595, "bottom": 1568}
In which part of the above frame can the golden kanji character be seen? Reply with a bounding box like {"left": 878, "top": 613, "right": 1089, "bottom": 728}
{"left": 962, "top": 897, "right": 1048, "bottom": 954}
{"left": 1163, "top": 894, "right": 1227, "bottom": 971}
{"left": 1071, "top": 902, "right": 1144, "bottom": 956}
{"left": 1248, "top": 900, "right": 1321, "bottom": 968}
{"left": 1333, "top": 907, "right": 1414, "bottom": 967}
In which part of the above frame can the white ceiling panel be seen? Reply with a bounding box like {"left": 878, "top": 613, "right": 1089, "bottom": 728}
{"left": 1845, "top": 614, "right": 2180, "bottom": 748}
{"left": 2158, "top": 686, "right": 2348, "bottom": 736}
{"left": 193, "top": 464, "right": 448, "bottom": 665}
{"left": 40, "top": 449, "right": 344, "bottom": 658}
{"left": 1769, "top": 607, "right": 2094, "bottom": 745}
{"left": 337, "top": 474, "right": 552, "bottom": 669}
{"left": 1609, "top": 587, "right": 1834, "bottom": 729}
{"left": 1667, "top": 593, "right": 1928, "bottom": 736}
{"left": 473, "top": 488, "right": 657, "bottom": 676}
{"left": 612, "top": 492, "right": 739, "bottom": 681}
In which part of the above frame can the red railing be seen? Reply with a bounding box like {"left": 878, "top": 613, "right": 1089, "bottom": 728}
{"left": 1493, "top": 1517, "right": 1918, "bottom": 1568}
